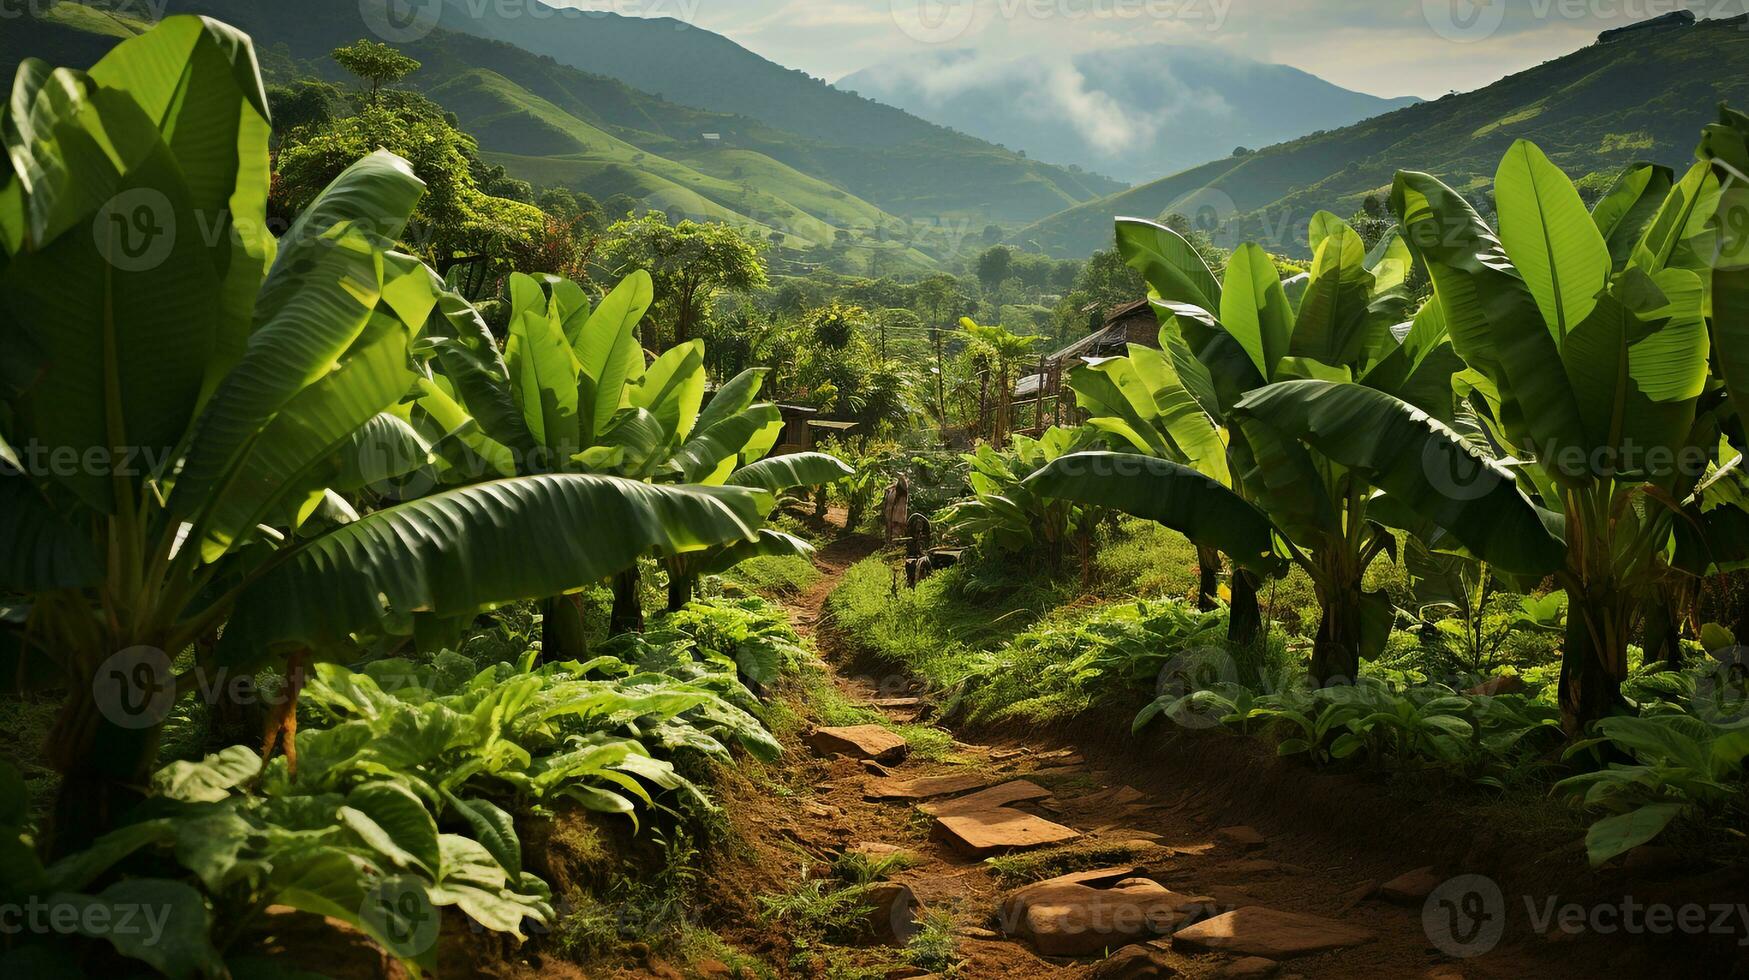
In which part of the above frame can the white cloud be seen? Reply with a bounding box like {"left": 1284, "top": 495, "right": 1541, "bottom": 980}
{"left": 550, "top": 0, "right": 1725, "bottom": 98}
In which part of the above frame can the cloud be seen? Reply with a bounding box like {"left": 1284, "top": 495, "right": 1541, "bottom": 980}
{"left": 551, "top": 0, "right": 1724, "bottom": 99}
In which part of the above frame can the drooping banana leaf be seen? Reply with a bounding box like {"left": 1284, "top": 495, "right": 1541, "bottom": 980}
{"left": 1233, "top": 380, "right": 1565, "bottom": 577}
{"left": 1114, "top": 216, "right": 1221, "bottom": 312}
{"left": 216, "top": 476, "right": 765, "bottom": 665}
{"left": 1026, "top": 452, "right": 1280, "bottom": 572}
{"left": 725, "top": 452, "right": 854, "bottom": 493}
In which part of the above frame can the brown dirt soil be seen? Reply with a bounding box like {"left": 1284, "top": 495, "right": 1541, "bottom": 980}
{"left": 676, "top": 531, "right": 1749, "bottom": 979}
{"left": 264, "top": 521, "right": 1749, "bottom": 979}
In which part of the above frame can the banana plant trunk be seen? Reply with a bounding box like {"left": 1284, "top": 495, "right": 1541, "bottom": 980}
{"left": 1640, "top": 597, "right": 1682, "bottom": 671}
{"left": 1194, "top": 545, "right": 1221, "bottom": 612}
{"left": 667, "top": 571, "right": 696, "bottom": 612}
{"left": 1310, "top": 584, "right": 1364, "bottom": 685}
{"left": 1559, "top": 591, "right": 1629, "bottom": 735}
{"left": 1229, "top": 569, "right": 1263, "bottom": 648}
{"left": 611, "top": 568, "right": 644, "bottom": 635}
{"left": 540, "top": 594, "right": 589, "bottom": 661}
{"left": 47, "top": 672, "right": 163, "bottom": 857}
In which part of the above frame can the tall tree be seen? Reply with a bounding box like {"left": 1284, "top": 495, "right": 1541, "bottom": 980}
{"left": 330, "top": 39, "right": 420, "bottom": 104}
{"left": 600, "top": 215, "right": 769, "bottom": 350}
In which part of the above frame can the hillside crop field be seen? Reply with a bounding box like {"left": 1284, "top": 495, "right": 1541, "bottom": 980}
{"left": 4, "top": 5, "right": 1749, "bottom": 979}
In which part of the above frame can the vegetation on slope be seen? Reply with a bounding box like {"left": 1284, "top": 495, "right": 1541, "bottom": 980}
{"left": 1020, "top": 14, "right": 1749, "bottom": 257}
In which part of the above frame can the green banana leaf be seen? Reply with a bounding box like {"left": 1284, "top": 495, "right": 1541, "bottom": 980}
{"left": 217, "top": 476, "right": 766, "bottom": 665}
{"left": 1026, "top": 452, "right": 1280, "bottom": 572}
{"left": 1233, "top": 380, "right": 1565, "bottom": 577}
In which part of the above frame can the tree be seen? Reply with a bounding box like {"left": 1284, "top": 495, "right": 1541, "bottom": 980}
{"left": 977, "top": 244, "right": 1015, "bottom": 290}
{"left": 0, "top": 20, "right": 764, "bottom": 851}
{"left": 265, "top": 79, "right": 346, "bottom": 141}
{"left": 330, "top": 39, "right": 420, "bottom": 104}
{"left": 599, "top": 214, "right": 769, "bottom": 350}
{"left": 961, "top": 318, "right": 1037, "bottom": 445}
{"left": 1383, "top": 143, "right": 1724, "bottom": 732}
{"left": 1032, "top": 215, "right": 1559, "bottom": 681}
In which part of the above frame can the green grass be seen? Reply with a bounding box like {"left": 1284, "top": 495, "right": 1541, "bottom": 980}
{"left": 983, "top": 841, "right": 1161, "bottom": 885}
{"left": 717, "top": 555, "right": 822, "bottom": 600}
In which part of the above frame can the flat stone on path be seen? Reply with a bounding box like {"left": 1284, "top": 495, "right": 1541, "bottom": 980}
{"left": 808, "top": 725, "right": 908, "bottom": 764}
{"left": 1221, "top": 957, "right": 1280, "bottom": 978}
{"left": 1379, "top": 866, "right": 1440, "bottom": 903}
{"left": 864, "top": 773, "right": 994, "bottom": 801}
{"left": 918, "top": 779, "right": 1051, "bottom": 816}
{"left": 1173, "top": 907, "right": 1376, "bottom": 959}
{"left": 861, "top": 882, "right": 922, "bottom": 946}
{"left": 1001, "top": 866, "right": 1211, "bottom": 956}
{"left": 1089, "top": 943, "right": 1178, "bottom": 979}
{"left": 1217, "top": 826, "right": 1267, "bottom": 850}
{"left": 934, "top": 808, "right": 1080, "bottom": 857}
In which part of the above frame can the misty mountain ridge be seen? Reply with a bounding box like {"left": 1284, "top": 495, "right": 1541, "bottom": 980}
{"left": 838, "top": 44, "right": 1420, "bottom": 184}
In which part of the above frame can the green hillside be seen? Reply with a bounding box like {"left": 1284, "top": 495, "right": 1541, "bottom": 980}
{"left": 1020, "top": 14, "right": 1749, "bottom": 257}
{"left": 29, "top": 0, "right": 1123, "bottom": 228}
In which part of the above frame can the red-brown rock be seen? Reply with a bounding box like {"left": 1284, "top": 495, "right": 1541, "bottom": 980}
{"left": 1001, "top": 868, "right": 1211, "bottom": 956}
{"left": 1380, "top": 866, "right": 1440, "bottom": 904}
{"left": 808, "top": 725, "right": 909, "bottom": 763}
{"left": 1172, "top": 907, "right": 1375, "bottom": 959}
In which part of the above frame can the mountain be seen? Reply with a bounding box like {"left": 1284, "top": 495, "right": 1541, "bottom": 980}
{"left": 1017, "top": 13, "right": 1749, "bottom": 258}
{"left": 4, "top": 0, "right": 1122, "bottom": 236}
{"left": 837, "top": 45, "right": 1419, "bottom": 185}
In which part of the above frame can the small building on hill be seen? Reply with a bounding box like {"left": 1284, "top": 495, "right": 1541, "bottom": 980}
{"left": 1011, "top": 299, "right": 1160, "bottom": 434}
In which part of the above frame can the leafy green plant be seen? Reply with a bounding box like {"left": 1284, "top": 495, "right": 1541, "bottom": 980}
{"left": 1556, "top": 714, "right": 1749, "bottom": 865}
{"left": 0, "top": 18, "right": 767, "bottom": 851}
{"left": 650, "top": 595, "right": 808, "bottom": 691}
{"left": 416, "top": 269, "right": 848, "bottom": 630}
{"left": 941, "top": 426, "right": 1102, "bottom": 573}
{"left": 1030, "top": 213, "right": 1559, "bottom": 684}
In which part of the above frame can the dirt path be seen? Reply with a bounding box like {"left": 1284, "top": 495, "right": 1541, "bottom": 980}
{"left": 705, "top": 533, "right": 1727, "bottom": 980}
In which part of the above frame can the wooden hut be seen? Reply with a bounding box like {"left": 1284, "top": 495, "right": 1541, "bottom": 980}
{"left": 1011, "top": 299, "right": 1160, "bottom": 434}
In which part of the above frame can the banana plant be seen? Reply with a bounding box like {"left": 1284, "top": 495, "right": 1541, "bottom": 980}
{"left": 1383, "top": 138, "right": 1723, "bottom": 731}
{"left": 0, "top": 19, "right": 768, "bottom": 849}
{"left": 1061, "top": 332, "right": 1256, "bottom": 636}
{"left": 416, "top": 270, "right": 849, "bottom": 631}
{"left": 1031, "top": 214, "right": 1559, "bottom": 680}
{"left": 940, "top": 426, "right": 1102, "bottom": 574}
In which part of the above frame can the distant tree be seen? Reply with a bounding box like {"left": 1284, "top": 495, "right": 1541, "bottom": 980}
{"left": 976, "top": 244, "right": 1015, "bottom": 290}
{"left": 983, "top": 224, "right": 1004, "bottom": 245}
{"left": 807, "top": 302, "right": 864, "bottom": 351}
{"left": 266, "top": 79, "right": 345, "bottom": 141}
{"left": 330, "top": 39, "right": 420, "bottom": 104}
{"left": 599, "top": 214, "right": 769, "bottom": 349}
{"left": 603, "top": 193, "right": 640, "bottom": 221}
{"left": 1233, "top": 146, "right": 1254, "bottom": 157}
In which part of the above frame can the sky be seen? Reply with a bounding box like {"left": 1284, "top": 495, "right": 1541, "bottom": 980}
{"left": 555, "top": 0, "right": 1739, "bottom": 99}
